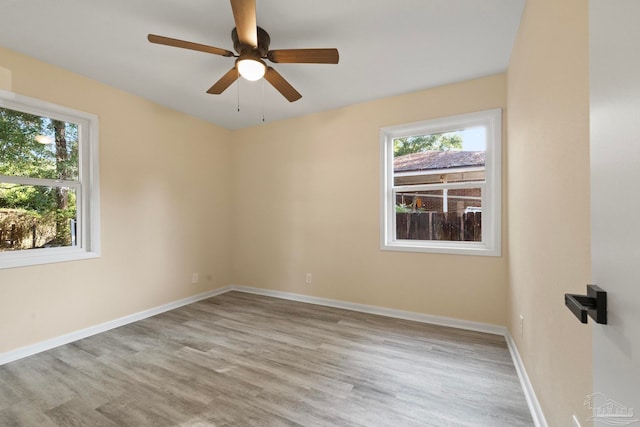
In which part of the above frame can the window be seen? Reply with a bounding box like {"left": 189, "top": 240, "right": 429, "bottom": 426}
{"left": 0, "top": 90, "right": 100, "bottom": 269}
{"left": 380, "top": 109, "right": 501, "bottom": 256}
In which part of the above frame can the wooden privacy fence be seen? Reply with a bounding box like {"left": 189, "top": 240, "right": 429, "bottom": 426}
{"left": 396, "top": 211, "right": 481, "bottom": 241}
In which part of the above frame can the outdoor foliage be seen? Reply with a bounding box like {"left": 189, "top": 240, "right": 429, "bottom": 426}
{"left": 0, "top": 209, "right": 57, "bottom": 250}
{"left": 393, "top": 133, "right": 462, "bottom": 157}
{"left": 0, "top": 107, "right": 78, "bottom": 249}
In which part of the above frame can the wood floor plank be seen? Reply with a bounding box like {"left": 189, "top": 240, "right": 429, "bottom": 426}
{"left": 0, "top": 401, "right": 59, "bottom": 427}
{"left": 45, "top": 398, "right": 118, "bottom": 427}
{"left": 0, "top": 291, "right": 534, "bottom": 426}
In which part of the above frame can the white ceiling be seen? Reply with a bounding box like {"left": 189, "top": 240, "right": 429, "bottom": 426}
{"left": 0, "top": 0, "right": 525, "bottom": 130}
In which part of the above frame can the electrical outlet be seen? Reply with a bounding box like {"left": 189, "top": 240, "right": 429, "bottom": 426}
{"left": 519, "top": 315, "right": 524, "bottom": 337}
{"left": 305, "top": 273, "right": 312, "bottom": 284}
{"left": 192, "top": 273, "right": 199, "bottom": 284}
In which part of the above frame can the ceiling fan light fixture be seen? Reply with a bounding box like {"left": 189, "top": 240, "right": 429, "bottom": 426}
{"left": 148, "top": 0, "right": 338, "bottom": 102}
{"left": 237, "top": 56, "right": 266, "bottom": 81}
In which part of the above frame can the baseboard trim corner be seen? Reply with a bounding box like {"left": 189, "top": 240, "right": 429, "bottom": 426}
{"left": 0, "top": 286, "right": 232, "bottom": 366}
{"left": 504, "top": 331, "right": 548, "bottom": 427}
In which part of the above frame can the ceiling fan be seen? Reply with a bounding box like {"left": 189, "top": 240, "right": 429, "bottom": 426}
{"left": 148, "top": 0, "right": 339, "bottom": 102}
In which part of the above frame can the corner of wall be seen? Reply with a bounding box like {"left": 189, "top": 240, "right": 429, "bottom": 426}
{"left": 505, "top": 0, "right": 592, "bottom": 425}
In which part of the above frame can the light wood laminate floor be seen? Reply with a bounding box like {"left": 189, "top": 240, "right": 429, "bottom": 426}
{"left": 0, "top": 291, "right": 534, "bottom": 426}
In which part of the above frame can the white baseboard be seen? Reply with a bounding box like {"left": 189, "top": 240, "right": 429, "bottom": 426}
{"left": 0, "top": 286, "right": 232, "bottom": 366}
{"left": 504, "top": 332, "right": 549, "bottom": 427}
{"left": 0, "top": 283, "right": 547, "bottom": 427}
{"left": 231, "top": 285, "right": 507, "bottom": 336}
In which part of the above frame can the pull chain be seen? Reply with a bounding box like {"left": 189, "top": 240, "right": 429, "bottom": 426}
{"left": 237, "top": 70, "right": 240, "bottom": 112}
{"left": 261, "top": 79, "right": 265, "bottom": 122}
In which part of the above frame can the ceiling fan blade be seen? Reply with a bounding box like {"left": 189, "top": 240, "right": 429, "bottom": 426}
{"left": 230, "top": 0, "right": 258, "bottom": 48}
{"left": 267, "top": 48, "right": 339, "bottom": 64}
{"left": 148, "top": 34, "right": 234, "bottom": 57}
{"left": 264, "top": 67, "right": 302, "bottom": 102}
{"left": 206, "top": 67, "right": 239, "bottom": 94}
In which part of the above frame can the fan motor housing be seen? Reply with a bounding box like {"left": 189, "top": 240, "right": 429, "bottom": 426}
{"left": 232, "top": 26, "right": 270, "bottom": 57}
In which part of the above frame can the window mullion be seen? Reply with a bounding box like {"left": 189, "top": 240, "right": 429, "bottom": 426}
{"left": 0, "top": 174, "right": 80, "bottom": 189}
{"left": 393, "top": 181, "right": 485, "bottom": 193}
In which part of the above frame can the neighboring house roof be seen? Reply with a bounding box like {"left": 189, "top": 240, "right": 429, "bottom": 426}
{"left": 394, "top": 151, "right": 485, "bottom": 172}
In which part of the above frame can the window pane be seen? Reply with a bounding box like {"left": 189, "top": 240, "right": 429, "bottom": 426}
{"left": 395, "top": 188, "right": 482, "bottom": 242}
{"left": 393, "top": 129, "right": 485, "bottom": 186}
{"left": 0, "top": 183, "right": 77, "bottom": 251}
{"left": 382, "top": 109, "right": 501, "bottom": 255}
{"left": 0, "top": 107, "right": 79, "bottom": 181}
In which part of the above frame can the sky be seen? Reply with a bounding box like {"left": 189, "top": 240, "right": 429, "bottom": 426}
{"left": 458, "top": 127, "right": 486, "bottom": 151}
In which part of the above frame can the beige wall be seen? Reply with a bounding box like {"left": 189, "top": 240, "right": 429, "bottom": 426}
{"left": 231, "top": 74, "right": 509, "bottom": 325}
{"left": 0, "top": 7, "right": 596, "bottom": 421}
{"left": 0, "top": 47, "right": 233, "bottom": 353}
{"left": 1, "top": 50, "right": 509, "bottom": 352}
{"left": 507, "top": 0, "right": 592, "bottom": 425}
{"left": 0, "top": 66, "right": 10, "bottom": 90}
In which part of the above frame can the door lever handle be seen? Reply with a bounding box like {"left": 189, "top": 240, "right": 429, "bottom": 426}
{"left": 565, "top": 284, "right": 607, "bottom": 324}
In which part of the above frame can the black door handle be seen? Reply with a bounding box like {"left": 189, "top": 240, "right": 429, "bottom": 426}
{"left": 565, "top": 285, "right": 607, "bottom": 324}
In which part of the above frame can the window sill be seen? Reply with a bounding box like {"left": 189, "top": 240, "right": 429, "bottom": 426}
{"left": 0, "top": 248, "right": 100, "bottom": 269}
{"left": 381, "top": 240, "right": 501, "bottom": 257}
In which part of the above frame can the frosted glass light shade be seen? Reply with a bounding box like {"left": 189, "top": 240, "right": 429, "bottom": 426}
{"left": 237, "top": 58, "right": 266, "bottom": 81}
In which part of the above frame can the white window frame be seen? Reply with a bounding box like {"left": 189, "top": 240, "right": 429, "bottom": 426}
{"left": 380, "top": 109, "right": 501, "bottom": 256}
{"left": 0, "top": 90, "right": 100, "bottom": 269}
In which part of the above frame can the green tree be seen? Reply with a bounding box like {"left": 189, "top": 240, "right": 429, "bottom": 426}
{"left": 393, "top": 133, "right": 463, "bottom": 157}
{"left": 0, "top": 107, "right": 78, "bottom": 248}
{"left": 0, "top": 109, "right": 55, "bottom": 177}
